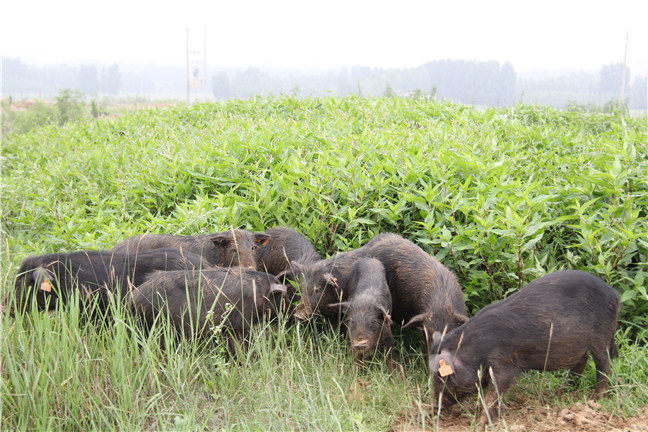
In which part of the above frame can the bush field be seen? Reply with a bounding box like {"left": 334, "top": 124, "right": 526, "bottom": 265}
{"left": 2, "top": 97, "right": 647, "bottom": 430}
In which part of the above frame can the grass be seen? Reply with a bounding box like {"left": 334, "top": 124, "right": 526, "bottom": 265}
{"left": 1, "top": 96, "right": 647, "bottom": 430}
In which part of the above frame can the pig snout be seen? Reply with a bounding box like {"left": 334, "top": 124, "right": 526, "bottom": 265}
{"left": 351, "top": 338, "right": 372, "bottom": 358}
{"left": 235, "top": 255, "right": 257, "bottom": 270}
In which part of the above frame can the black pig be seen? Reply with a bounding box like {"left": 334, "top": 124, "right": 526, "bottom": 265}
{"left": 111, "top": 228, "right": 270, "bottom": 269}
{"left": 13, "top": 248, "right": 206, "bottom": 314}
{"left": 327, "top": 258, "right": 394, "bottom": 360}
{"left": 428, "top": 270, "right": 620, "bottom": 424}
{"left": 255, "top": 227, "right": 320, "bottom": 278}
{"left": 129, "top": 268, "right": 288, "bottom": 354}
{"left": 292, "top": 234, "right": 467, "bottom": 344}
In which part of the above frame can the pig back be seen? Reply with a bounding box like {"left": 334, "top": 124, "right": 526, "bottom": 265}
{"left": 361, "top": 233, "right": 466, "bottom": 327}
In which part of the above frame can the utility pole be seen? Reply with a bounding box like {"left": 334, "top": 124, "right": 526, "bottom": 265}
{"left": 620, "top": 32, "right": 629, "bottom": 103}
{"left": 204, "top": 28, "right": 208, "bottom": 100}
{"left": 186, "top": 26, "right": 190, "bottom": 104}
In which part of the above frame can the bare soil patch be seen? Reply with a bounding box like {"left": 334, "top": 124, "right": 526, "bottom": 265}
{"left": 391, "top": 398, "right": 648, "bottom": 431}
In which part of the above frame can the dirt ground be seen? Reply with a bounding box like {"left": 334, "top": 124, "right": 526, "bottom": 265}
{"left": 392, "top": 398, "right": 648, "bottom": 432}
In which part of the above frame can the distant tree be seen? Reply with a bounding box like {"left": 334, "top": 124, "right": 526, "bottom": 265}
{"left": 90, "top": 98, "right": 107, "bottom": 118}
{"left": 77, "top": 65, "right": 99, "bottom": 94}
{"left": 335, "top": 69, "right": 352, "bottom": 95}
{"left": 55, "top": 89, "right": 86, "bottom": 125}
{"left": 600, "top": 63, "right": 630, "bottom": 95}
{"left": 566, "top": 100, "right": 602, "bottom": 113}
{"left": 603, "top": 98, "right": 628, "bottom": 113}
{"left": 430, "top": 85, "right": 438, "bottom": 98}
{"left": 412, "top": 89, "right": 424, "bottom": 100}
{"left": 100, "top": 64, "right": 121, "bottom": 95}
{"left": 291, "top": 84, "right": 300, "bottom": 96}
{"left": 500, "top": 62, "right": 516, "bottom": 104}
{"left": 232, "top": 68, "right": 270, "bottom": 97}
{"left": 383, "top": 83, "right": 395, "bottom": 97}
{"left": 212, "top": 72, "right": 231, "bottom": 99}
{"left": 629, "top": 76, "right": 647, "bottom": 110}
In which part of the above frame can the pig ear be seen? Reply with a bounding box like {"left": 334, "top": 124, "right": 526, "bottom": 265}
{"left": 327, "top": 301, "right": 350, "bottom": 313}
{"left": 275, "top": 268, "right": 296, "bottom": 282}
{"left": 210, "top": 234, "right": 231, "bottom": 246}
{"left": 432, "top": 331, "right": 443, "bottom": 346}
{"left": 402, "top": 313, "right": 428, "bottom": 330}
{"left": 254, "top": 233, "right": 271, "bottom": 246}
{"left": 453, "top": 312, "right": 469, "bottom": 326}
{"left": 268, "top": 283, "right": 287, "bottom": 296}
{"left": 378, "top": 305, "right": 393, "bottom": 324}
{"left": 323, "top": 273, "right": 339, "bottom": 288}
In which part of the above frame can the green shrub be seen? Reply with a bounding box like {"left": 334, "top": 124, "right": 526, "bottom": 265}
{"left": 1, "top": 100, "right": 57, "bottom": 135}
{"left": 3, "top": 97, "right": 647, "bottom": 325}
{"left": 54, "top": 89, "right": 87, "bottom": 125}
{"left": 2, "top": 96, "right": 647, "bottom": 430}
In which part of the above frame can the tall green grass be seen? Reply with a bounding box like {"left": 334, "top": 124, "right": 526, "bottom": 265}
{"left": 2, "top": 97, "right": 647, "bottom": 430}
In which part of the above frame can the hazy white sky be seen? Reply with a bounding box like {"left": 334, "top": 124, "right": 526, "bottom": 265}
{"left": 2, "top": 0, "right": 647, "bottom": 74}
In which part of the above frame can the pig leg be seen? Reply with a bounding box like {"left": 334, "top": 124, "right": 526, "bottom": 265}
{"left": 479, "top": 367, "right": 518, "bottom": 426}
{"left": 566, "top": 353, "right": 589, "bottom": 388}
{"left": 591, "top": 348, "right": 611, "bottom": 397}
{"left": 225, "top": 328, "right": 248, "bottom": 362}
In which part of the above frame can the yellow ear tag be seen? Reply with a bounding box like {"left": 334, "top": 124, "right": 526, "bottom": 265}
{"left": 438, "top": 359, "right": 454, "bottom": 377}
{"left": 40, "top": 279, "right": 52, "bottom": 292}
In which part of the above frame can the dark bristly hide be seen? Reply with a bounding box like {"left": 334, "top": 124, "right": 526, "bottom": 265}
{"left": 129, "top": 267, "right": 288, "bottom": 356}
{"left": 111, "top": 228, "right": 270, "bottom": 269}
{"left": 292, "top": 233, "right": 467, "bottom": 354}
{"left": 327, "top": 258, "right": 394, "bottom": 361}
{"left": 255, "top": 226, "right": 321, "bottom": 278}
{"left": 14, "top": 248, "right": 207, "bottom": 315}
{"left": 427, "top": 270, "right": 621, "bottom": 424}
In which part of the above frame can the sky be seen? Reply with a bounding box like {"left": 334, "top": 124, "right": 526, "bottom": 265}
{"left": 2, "top": 0, "right": 647, "bottom": 75}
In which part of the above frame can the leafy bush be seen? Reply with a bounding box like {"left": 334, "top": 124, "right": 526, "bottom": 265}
{"left": 3, "top": 97, "right": 647, "bottom": 326}
{"left": 2, "top": 89, "right": 91, "bottom": 135}
{"left": 1, "top": 100, "right": 57, "bottom": 135}
{"left": 2, "top": 97, "right": 648, "bottom": 431}
{"left": 54, "top": 89, "right": 87, "bottom": 124}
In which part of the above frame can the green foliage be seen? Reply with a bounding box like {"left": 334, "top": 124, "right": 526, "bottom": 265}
{"left": 2, "top": 90, "right": 91, "bottom": 134}
{"left": 566, "top": 100, "right": 602, "bottom": 113}
{"left": 2, "top": 97, "right": 647, "bottom": 430}
{"left": 55, "top": 89, "right": 87, "bottom": 125}
{"left": 411, "top": 89, "right": 425, "bottom": 100}
{"left": 383, "top": 83, "right": 395, "bottom": 98}
{"left": 4, "top": 97, "right": 646, "bottom": 323}
{"left": 90, "top": 98, "right": 107, "bottom": 119}
{"left": 1, "top": 100, "right": 57, "bottom": 135}
{"left": 603, "top": 98, "right": 628, "bottom": 114}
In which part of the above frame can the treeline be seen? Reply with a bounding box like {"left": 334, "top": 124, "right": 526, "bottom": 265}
{"left": 520, "top": 64, "right": 647, "bottom": 110}
{"left": 212, "top": 60, "right": 517, "bottom": 105}
{"left": 3, "top": 58, "right": 121, "bottom": 95}
{"left": 2, "top": 58, "right": 517, "bottom": 105}
{"left": 3, "top": 57, "right": 646, "bottom": 110}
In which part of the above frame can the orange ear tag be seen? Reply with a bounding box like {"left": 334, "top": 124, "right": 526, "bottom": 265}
{"left": 40, "top": 279, "right": 52, "bottom": 292}
{"left": 438, "top": 359, "right": 454, "bottom": 377}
